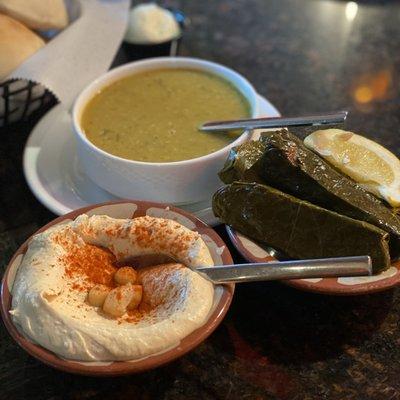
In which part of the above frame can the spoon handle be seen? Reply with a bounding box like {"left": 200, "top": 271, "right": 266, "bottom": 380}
{"left": 200, "top": 111, "right": 348, "bottom": 132}
{"left": 195, "top": 255, "right": 371, "bottom": 284}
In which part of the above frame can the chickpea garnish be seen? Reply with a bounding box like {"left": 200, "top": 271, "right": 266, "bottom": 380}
{"left": 87, "top": 284, "right": 111, "bottom": 307}
{"left": 103, "top": 284, "right": 139, "bottom": 317}
{"left": 114, "top": 266, "right": 138, "bottom": 286}
{"left": 88, "top": 266, "right": 143, "bottom": 317}
{"left": 127, "top": 285, "right": 143, "bottom": 310}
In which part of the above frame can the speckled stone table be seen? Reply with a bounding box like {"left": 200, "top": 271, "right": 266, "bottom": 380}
{"left": 1, "top": 0, "right": 400, "bottom": 399}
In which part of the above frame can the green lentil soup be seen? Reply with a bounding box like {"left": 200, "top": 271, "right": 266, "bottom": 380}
{"left": 80, "top": 69, "right": 250, "bottom": 162}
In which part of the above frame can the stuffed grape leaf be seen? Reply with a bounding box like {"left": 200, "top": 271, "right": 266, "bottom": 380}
{"left": 213, "top": 182, "right": 391, "bottom": 273}
{"left": 259, "top": 129, "right": 400, "bottom": 252}
{"left": 219, "top": 140, "right": 266, "bottom": 184}
{"left": 218, "top": 129, "right": 400, "bottom": 253}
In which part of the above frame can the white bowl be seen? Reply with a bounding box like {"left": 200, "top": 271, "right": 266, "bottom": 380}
{"left": 72, "top": 57, "right": 260, "bottom": 204}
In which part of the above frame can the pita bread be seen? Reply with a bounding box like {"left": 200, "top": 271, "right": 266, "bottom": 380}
{"left": 0, "top": 0, "right": 68, "bottom": 30}
{"left": 0, "top": 14, "right": 45, "bottom": 80}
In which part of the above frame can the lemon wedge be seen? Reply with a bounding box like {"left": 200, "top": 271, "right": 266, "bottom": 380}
{"left": 304, "top": 128, "right": 400, "bottom": 207}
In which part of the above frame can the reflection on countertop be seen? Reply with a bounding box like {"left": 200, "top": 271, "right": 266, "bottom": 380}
{"left": 177, "top": 0, "right": 400, "bottom": 151}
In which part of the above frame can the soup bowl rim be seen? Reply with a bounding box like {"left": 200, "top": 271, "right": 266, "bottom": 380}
{"left": 72, "top": 56, "right": 259, "bottom": 166}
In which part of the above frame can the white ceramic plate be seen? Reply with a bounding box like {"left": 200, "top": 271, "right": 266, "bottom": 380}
{"left": 23, "top": 94, "right": 280, "bottom": 226}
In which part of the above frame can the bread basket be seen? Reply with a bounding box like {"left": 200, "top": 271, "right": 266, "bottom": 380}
{"left": 0, "top": 79, "right": 56, "bottom": 126}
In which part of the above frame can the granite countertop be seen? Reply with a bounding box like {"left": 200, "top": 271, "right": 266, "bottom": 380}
{"left": 1, "top": 0, "right": 400, "bottom": 399}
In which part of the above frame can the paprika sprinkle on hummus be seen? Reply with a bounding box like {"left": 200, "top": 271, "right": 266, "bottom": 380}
{"left": 55, "top": 232, "right": 118, "bottom": 291}
{"left": 10, "top": 214, "right": 215, "bottom": 362}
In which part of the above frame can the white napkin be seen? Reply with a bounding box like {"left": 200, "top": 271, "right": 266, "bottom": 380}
{"left": 8, "top": 0, "right": 130, "bottom": 108}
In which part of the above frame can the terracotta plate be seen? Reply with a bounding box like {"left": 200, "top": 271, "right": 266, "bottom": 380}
{"left": 1, "top": 201, "right": 234, "bottom": 376}
{"left": 226, "top": 226, "right": 400, "bottom": 295}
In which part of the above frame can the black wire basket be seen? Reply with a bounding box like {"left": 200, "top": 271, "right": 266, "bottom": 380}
{"left": 0, "top": 5, "right": 186, "bottom": 128}
{"left": 0, "top": 79, "right": 56, "bottom": 127}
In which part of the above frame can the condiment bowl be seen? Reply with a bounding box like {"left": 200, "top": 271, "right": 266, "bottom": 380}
{"left": 72, "top": 57, "right": 260, "bottom": 204}
{"left": 122, "top": 8, "right": 188, "bottom": 60}
{"left": 1, "top": 200, "right": 234, "bottom": 376}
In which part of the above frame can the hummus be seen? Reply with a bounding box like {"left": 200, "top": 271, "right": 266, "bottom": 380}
{"left": 10, "top": 215, "right": 215, "bottom": 361}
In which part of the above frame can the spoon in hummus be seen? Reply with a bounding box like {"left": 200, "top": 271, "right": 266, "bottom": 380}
{"left": 127, "top": 254, "right": 371, "bottom": 284}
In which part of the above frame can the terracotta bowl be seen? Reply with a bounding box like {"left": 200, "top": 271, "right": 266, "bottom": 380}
{"left": 227, "top": 226, "right": 400, "bottom": 296}
{"left": 1, "top": 201, "right": 234, "bottom": 376}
